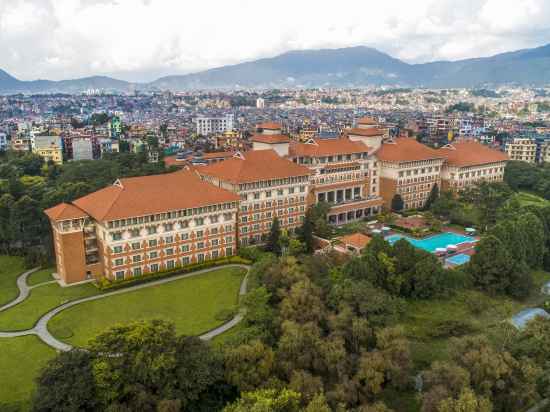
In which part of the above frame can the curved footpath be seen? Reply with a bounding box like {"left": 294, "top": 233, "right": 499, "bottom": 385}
{"left": 0, "top": 264, "right": 250, "bottom": 351}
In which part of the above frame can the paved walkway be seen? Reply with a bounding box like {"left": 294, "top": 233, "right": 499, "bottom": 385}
{"left": 0, "top": 267, "right": 40, "bottom": 312}
{"left": 0, "top": 264, "right": 250, "bottom": 351}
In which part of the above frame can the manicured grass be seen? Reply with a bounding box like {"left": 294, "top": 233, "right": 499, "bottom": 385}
{"left": 515, "top": 191, "right": 549, "bottom": 207}
{"left": 0, "top": 282, "right": 100, "bottom": 331}
{"left": 49, "top": 267, "right": 245, "bottom": 347}
{"left": 27, "top": 267, "right": 55, "bottom": 286}
{"left": 400, "top": 270, "right": 550, "bottom": 370}
{"left": 0, "top": 255, "right": 26, "bottom": 306}
{"left": 0, "top": 335, "right": 56, "bottom": 410}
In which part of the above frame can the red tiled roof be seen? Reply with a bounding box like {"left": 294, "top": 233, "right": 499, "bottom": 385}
{"left": 376, "top": 138, "right": 444, "bottom": 163}
{"left": 71, "top": 170, "right": 239, "bottom": 221}
{"left": 44, "top": 202, "right": 88, "bottom": 221}
{"left": 345, "top": 127, "right": 385, "bottom": 137}
{"left": 257, "top": 122, "right": 282, "bottom": 130}
{"left": 251, "top": 134, "right": 290, "bottom": 144}
{"left": 337, "top": 232, "right": 372, "bottom": 250}
{"left": 357, "top": 117, "right": 378, "bottom": 125}
{"left": 198, "top": 149, "right": 312, "bottom": 184}
{"left": 438, "top": 141, "right": 508, "bottom": 167}
{"left": 289, "top": 138, "right": 369, "bottom": 157}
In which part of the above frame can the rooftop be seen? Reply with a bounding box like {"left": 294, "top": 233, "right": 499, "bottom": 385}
{"left": 376, "top": 138, "right": 444, "bottom": 163}
{"left": 198, "top": 149, "right": 312, "bottom": 184}
{"left": 345, "top": 127, "right": 385, "bottom": 137}
{"left": 289, "top": 137, "right": 369, "bottom": 157}
{"left": 44, "top": 202, "right": 89, "bottom": 222}
{"left": 70, "top": 170, "right": 239, "bottom": 222}
{"left": 336, "top": 232, "right": 372, "bottom": 250}
{"left": 251, "top": 134, "right": 290, "bottom": 144}
{"left": 256, "top": 122, "right": 282, "bottom": 130}
{"left": 438, "top": 141, "right": 508, "bottom": 167}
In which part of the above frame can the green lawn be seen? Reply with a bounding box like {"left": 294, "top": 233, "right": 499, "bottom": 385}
{"left": 0, "top": 256, "right": 26, "bottom": 306}
{"left": 0, "top": 282, "right": 100, "bottom": 331}
{"left": 49, "top": 267, "right": 246, "bottom": 347}
{"left": 400, "top": 270, "right": 550, "bottom": 370}
{"left": 0, "top": 335, "right": 56, "bottom": 410}
{"left": 515, "top": 191, "right": 549, "bottom": 207}
{"left": 27, "top": 267, "right": 55, "bottom": 286}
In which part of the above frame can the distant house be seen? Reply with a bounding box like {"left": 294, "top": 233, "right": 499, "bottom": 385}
{"left": 334, "top": 233, "right": 371, "bottom": 255}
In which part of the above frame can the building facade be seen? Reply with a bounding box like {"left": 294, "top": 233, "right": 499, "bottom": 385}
{"left": 505, "top": 137, "right": 536, "bottom": 163}
{"left": 195, "top": 114, "right": 234, "bottom": 136}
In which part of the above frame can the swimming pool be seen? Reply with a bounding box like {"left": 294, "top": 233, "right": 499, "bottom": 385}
{"left": 385, "top": 232, "right": 475, "bottom": 253}
{"left": 446, "top": 253, "right": 471, "bottom": 266}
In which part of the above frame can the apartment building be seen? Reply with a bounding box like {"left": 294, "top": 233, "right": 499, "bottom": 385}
{"left": 505, "top": 137, "right": 536, "bottom": 163}
{"left": 195, "top": 114, "right": 234, "bottom": 136}
{"left": 377, "top": 138, "right": 445, "bottom": 210}
{"left": 45, "top": 170, "right": 239, "bottom": 284}
{"left": 438, "top": 141, "right": 508, "bottom": 191}
{"left": 198, "top": 150, "right": 312, "bottom": 246}
{"left": 33, "top": 135, "right": 63, "bottom": 164}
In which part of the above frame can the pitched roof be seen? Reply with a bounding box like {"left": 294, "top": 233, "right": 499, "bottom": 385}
{"left": 289, "top": 138, "right": 369, "bottom": 157}
{"left": 71, "top": 170, "right": 239, "bottom": 221}
{"left": 357, "top": 117, "right": 378, "bottom": 125}
{"left": 257, "top": 122, "right": 282, "bottom": 130}
{"left": 251, "top": 134, "right": 290, "bottom": 144}
{"left": 438, "top": 141, "right": 508, "bottom": 167}
{"left": 44, "top": 202, "right": 89, "bottom": 221}
{"left": 198, "top": 149, "right": 312, "bottom": 184}
{"left": 345, "top": 127, "right": 385, "bottom": 137}
{"left": 376, "top": 138, "right": 444, "bottom": 163}
{"left": 337, "top": 233, "right": 371, "bottom": 250}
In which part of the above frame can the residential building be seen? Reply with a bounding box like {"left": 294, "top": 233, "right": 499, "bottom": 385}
{"left": 0, "top": 132, "right": 7, "bottom": 151}
{"left": 256, "top": 98, "right": 265, "bottom": 109}
{"left": 438, "top": 141, "right": 508, "bottom": 191}
{"left": 44, "top": 170, "right": 240, "bottom": 284}
{"left": 195, "top": 114, "right": 234, "bottom": 136}
{"left": 198, "top": 150, "right": 312, "bottom": 246}
{"left": 505, "top": 137, "right": 536, "bottom": 163}
{"left": 377, "top": 138, "right": 445, "bottom": 210}
{"left": 72, "top": 138, "right": 94, "bottom": 160}
{"left": 33, "top": 135, "right": 63, "bottom": 164}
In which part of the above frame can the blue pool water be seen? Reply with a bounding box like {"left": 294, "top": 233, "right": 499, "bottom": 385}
{"left": 446, "top": 253, "right": 471, "bottom": 266}
{"left": 385, "top": 232, "right": 475, "bottom": 253}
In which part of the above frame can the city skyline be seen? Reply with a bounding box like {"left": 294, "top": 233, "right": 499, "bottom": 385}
{"left": 1, "top": 0, "right": 550, "bottom": 82}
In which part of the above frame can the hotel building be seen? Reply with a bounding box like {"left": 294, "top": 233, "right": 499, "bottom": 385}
{"left": 45, "top": 170, "right": 239, "bottom": 285}
{"left": 438, "top": 141, "right": 508, "bottom": 191}
{"left": 377, "top": 138, "right": 445, "bottom": 210}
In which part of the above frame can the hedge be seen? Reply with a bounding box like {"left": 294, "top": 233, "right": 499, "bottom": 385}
{"left": 96, "top": 256, "right": 251, "bottom": 291}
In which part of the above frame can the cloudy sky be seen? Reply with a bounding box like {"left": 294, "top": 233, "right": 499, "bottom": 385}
{"left": 1, "top": 0, "right": 550, "bottom": 82}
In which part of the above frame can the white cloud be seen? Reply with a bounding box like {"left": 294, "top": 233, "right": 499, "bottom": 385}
{"left": 0, "top": 0, "right": 549, "bottom": 81}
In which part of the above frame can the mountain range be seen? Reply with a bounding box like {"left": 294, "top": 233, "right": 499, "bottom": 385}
{"left": 2, "top": 43, "right": 550, "bottom": 94}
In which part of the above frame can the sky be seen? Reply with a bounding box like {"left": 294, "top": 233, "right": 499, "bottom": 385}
{"left": 1, "top": 0, "right": 550, "bottom": 82}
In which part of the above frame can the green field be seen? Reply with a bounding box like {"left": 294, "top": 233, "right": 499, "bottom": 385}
{"left": 0, "top": 281, "right": 100, "bottom": 331}
{"left": 0, "top": 256, "right": 26, "bottom": 306}
{"left": 514, "top": 191, "right": 549, "bottom": 207}
{"left": 400, "top": 270, "right": 550, "bottom": 369}
{"left": 49, "top": 267, "right": 245, "bottom": 347}
{"left": 0, "top": 335, "right": 56, "bottom": 410}
{"left": 27, "top": 267, "right": 55, "bottom": 286}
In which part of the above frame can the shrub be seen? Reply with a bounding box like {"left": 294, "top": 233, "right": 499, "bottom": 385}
{"left": 427, "top": 320, "right": 478, "bottom": 339}
{"left": 96, "top": 256, "right": 251, "bottom": 291}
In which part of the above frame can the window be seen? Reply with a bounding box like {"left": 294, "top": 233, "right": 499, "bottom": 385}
{"left": 115, "top": 271, "right": 125, "bottom": 280}
{"left": 150, "top": 264, "right": 159, "bottom": 272}
{"left": 114, "top": 258, "right": 124, "bottom": 266}
{"left": 225, "top": 236, "right": 233, "bottom": 243}
{"left": 212, "top": 250, "right": 219, "bottom": 259}
{"left": 254, "top": 192, "right": 260, "bottom": 200}
{"left": 224, "top": 213, "right": 232, "bottom": 221}
{"left": 181, "top": 233, "right": 189, "bottom": 240}
{"left": 112, "top": 232, "right": 122, "bottom": 241}
{"left": 131, "top": 242, "right": 141, "bottom": 250}
{"left": 277, "top": 189, "right": 284, "bottom": 196}
{"left": 163, "top": 223, "right": 174, "bottom": 231}
{"left": 149, "top": 251, "right": 158, "bottom": 259}
{"left": 166, "top": 260, "right": 175, "bottom": 269}
{"left": 165, "top": 236, "right": 174, "bottom": 244}
{"left": 211, "top": 228, "right": 218, "bottom": 235}
{"left": 289, "top": 187, "right": 295, "bottom": 194}
{"left": 182, "top": 257, "right": 190, "bottom": 265}
{"left": 132, "top": 255, "right": 141, "bottom": 263}
{"left": 210, "top": 215, "right": 219, "bottom": 223}
{"left": 130, "top": 229, "right": 140, "bottom": 237}
{"left": 198, "top": 253, "right": 205, "bottom": 263}
{"left": 241, "top": 216, "right": 248, "bottom": 223}
{"left": 147, "top": 226, "right": 157, "bottom": 235}
{"left": 212, "top": 239, "right": 219, "bottom": 246}
{"left": 196, "top": 230, "right": 204, "bottom": 239}
{"left": 226, "top": 247, "right": 233, "bottom": 256}
{"left": 148, "top": 239, "right": 157, "bottom": 247}
{"left": 197, "top": 242, "right": 205, "bottom": 249}
{"left": 113, "top": 246, "right": 123, "bottom": 254}
{"left": 265, "top": 190, "right": 272, "bottom": 197}
{"left": 195, "top": 218, "right": 204, "bottom": 226}
{"left": 181, "top": 245, "right": 189, "bottom": 252}
{"left": 133, "top": 267, "right": 142, "bottom": 276}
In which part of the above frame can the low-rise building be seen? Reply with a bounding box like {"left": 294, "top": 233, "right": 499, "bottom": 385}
{"left": 33, "top": 135, "right": 63, "bottom": 164}
{"left": 505, "top": 137, "right": 536, "bottom": 163}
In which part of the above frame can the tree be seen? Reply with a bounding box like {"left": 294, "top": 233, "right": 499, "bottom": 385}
{"left": 266, "top": 217, "right": 282, "bottom": 255}
{"left": 223, "top": 388, "right": 301, "bottom": 412}
{"left": 298, "top": 208, "right": 315, "bottom": 253}
{"left": 437, "top": 389, "right": 492, "bottom": 412}
{"left": 224, "top": 340, "right": 275, "bottom": 392}
{"left": 424, "top": 183, "right": 440, "bottom": 210}
{"left": 421, "top": 361, "right": 471, "bottom": 412}
{"left": 391, "top": 194, "right": 404, "bottom": 212}
{"left": 32, "top": 350, "right": 99, "bottom": 412}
